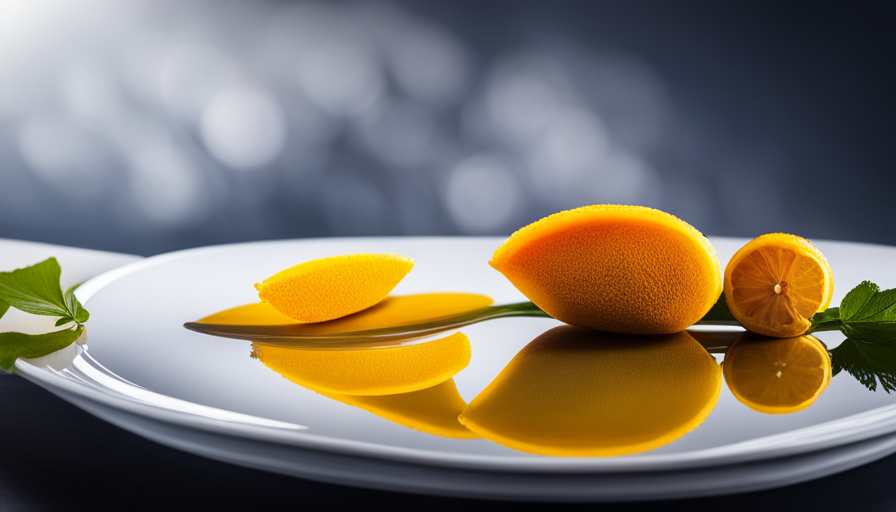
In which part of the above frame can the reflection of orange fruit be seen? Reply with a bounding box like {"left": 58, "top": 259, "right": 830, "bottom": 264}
{"left": 458, "top": 327, "right": 721, "bottom": 457}
{"left": 251, "top": 332, "right": 470, "bottom": 396}
{"left": 724, "top": 234, "right": 833, "bottom": 337}
{"left": 490, "top": 205, "right": 721, "bottom": 334}
{"left": 255, "top": 253, "right": 414, "bottom": 323}
{"left": 325, "top": 379, "right": 478, "bottom": 439}
{"left": 723, "top": 333, "right": 831, "bottom": 414}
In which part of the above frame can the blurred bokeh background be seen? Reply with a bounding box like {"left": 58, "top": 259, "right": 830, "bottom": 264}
{"left": 0, "top": 0, "right": 893, "bottom": 256}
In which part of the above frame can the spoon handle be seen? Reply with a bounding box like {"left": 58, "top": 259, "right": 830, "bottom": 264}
{"left": 184, "top": 301, "right": 551, "bottom": 348}
{"left": 184, "top": 299, "right": 741, "bottom": 349}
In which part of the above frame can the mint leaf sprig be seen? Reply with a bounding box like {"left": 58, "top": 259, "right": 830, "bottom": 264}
{"left": 804, "top": 281, "right": 896, "bottom": 393}
{"left": 0, "top": 258, "right": 89, "bottom": 373}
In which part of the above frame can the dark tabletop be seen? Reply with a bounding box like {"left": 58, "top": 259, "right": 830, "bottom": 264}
{"left": 1, "top": 372, "right": 894, "bottom": 511}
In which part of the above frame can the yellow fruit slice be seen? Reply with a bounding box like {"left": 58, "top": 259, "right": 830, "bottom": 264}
{"left": 255, "top": 253, "right": 414, "bottom": 323}
{"left": 251, "top": 332, "right": 470, "bottom": 396}
{"left": 490, "top": 205, "right": 722, "bottom": 334}
{"left": 724, "top": 233, "right": 833, "bottom": 337}
{"left": 323, "top": 379, "right": 478, "bottom": 439}
{"left": 723, "top": 333, "right": 831, "bottom": 414}
{"left": 458, "top": 326, "right": 721, "bottom": 457}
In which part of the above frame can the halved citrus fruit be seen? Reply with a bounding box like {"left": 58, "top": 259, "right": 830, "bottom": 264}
{"left": 723, "top": 332, "right": 831, "bottom": 414}
{"left": 724, "top": 233, "right": 833, "bottom": 337}
{"left": 255, "top": 253, "right": 414, "bottom": 323}
{"left": 490, "top": 205, "right": 722, "bottom": 334}
{"left": 458, "top": 326, "right": 722, "bottom": 456}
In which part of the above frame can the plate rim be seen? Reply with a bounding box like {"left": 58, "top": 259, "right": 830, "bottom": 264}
{"left": 18, "top": 235, "right": 896, "bottom": 474}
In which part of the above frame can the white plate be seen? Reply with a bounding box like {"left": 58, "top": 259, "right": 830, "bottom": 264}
{"left": 16, "top": 237, "right": 896, "bottom": 500}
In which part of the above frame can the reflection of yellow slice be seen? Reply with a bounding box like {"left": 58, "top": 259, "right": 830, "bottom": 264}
{"left": 322, "top": 379, "right": 478, "bottom": 439}
{"left": 459, "top": 327, "right": 721, "bottom": 457}
{"left": 723, "top": 333, "right": 831, "bottom": 414}
{"left": 251, "top": 332, "right": 471, "bottom": 396}
{"left": 199, "top": 293, "right": 494, "bottom": 332}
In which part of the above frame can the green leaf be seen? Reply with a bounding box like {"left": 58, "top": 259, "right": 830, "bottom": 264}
{"left": 812, "top": 307, "right": 840, "bottom": 324}
{"left": 63, "top": 282, "right": 89, "bottom": 323}
{"left": 831, "top": 338, "right": 896, "bottom": 393}
{"left": 0, "top": 326, "right": 83, "bottom": 373}
{"left": 840, "top": 281, "right": 879, "bottom": 321}
{"left": 809, "top": 307, "right": 841, "bottom": 333}
{"left": 0, "top": 258, "right": 70, "bottom": 318}
{"left": 54, "top": 317, "right": 74, "bottom": 327}
{"left": 835, "top": 281, "right": 896, "bottom": 342}
{"left": 0, "top": 299, "right": 8, "bottom": 321}
{"left": 700, "top": 293, "right": 738, "bottom": 323}
{"left": 0, "top": 258, "right": 89, "bottom": 324}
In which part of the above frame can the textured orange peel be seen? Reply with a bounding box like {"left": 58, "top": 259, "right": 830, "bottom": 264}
{"left": 490, "top": 204, "right": 722, "bottom": 335}
{"left": 255, "top": 253, "right": 414, "bottom": 323}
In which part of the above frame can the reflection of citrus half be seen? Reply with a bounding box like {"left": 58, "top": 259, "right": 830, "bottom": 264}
{"left": 723, "top": 333, "right": 831, "bottom": 414}
{"left": 489, "top": 205, "right": 721, "bottom": 334}
{"left": 724, "top": 233, "right": 834, "bottom": 337}
{"left": 255, "top": 253, "right": 414, "bottom": 323}
{"left": 251, "top": 332, "right": 470, "bottom": 396}
{"left": 458, "top": 327, "right": 721, "bottom": 457}
{"left": 324, "top": 379, "right": 478, "bottom": 439}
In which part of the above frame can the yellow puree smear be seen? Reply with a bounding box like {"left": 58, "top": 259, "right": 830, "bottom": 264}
{"left": 251, "top": 331, "right": 471, "bottom": 396}
{"left": 198, "top": 293, "right": 494, "bottom": 332}
{"left": 459, "top": 326, "right": 722, "bottom": 457}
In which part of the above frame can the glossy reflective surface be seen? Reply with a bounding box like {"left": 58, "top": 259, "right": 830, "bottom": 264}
{"left": 78, "top": 238, "right": 896, "bottom": 462}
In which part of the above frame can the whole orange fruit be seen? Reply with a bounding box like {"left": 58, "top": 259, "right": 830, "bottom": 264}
{"left": 490, "top": 205, "right": 722, "bottom": 334}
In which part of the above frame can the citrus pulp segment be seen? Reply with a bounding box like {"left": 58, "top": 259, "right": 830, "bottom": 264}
{"left": 490, "top": 205, "right": 722, "bottom": 334}
{"left": 724, "top": 233, "right": 833, "bottom": 337}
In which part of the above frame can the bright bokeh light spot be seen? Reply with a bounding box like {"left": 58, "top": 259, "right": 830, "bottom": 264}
{"left": 0, "top": 0, "right": 56, "bottom": 57}
{"left": 529, "top": 109, "right": 610, "bottom": 203}
{"left": 159, "top": 44, "right": 236, "bottom": 122}
{"left": 200, "top": 87, "right": 286, "bottom": 171}
{"left": 445, "top": 155, "right": 521, "bottom": 233}
{"left": 540, "top": 110, "right": 609, "bottom": 170}
{"left": 60, "top": 59, "right": 123, "bottom": 126}
{"left": 592, "top": 153, "right": 660, "bottom": 205}
{"left": 575, "top": 52, "right": 670, "bottom": 152}
{"left": 389, "top": 26, "right": 468, "bottom": 107}
{"left": 297, "top": 37, "right": 384, "bottom": 117}
{"left": 321, "top": 173, "right": 388, "bottom": 235}
{"left": 128, "top": 145, "right": 206, "bottom": 226}
{"left": 356, "top": 99, "right": 438, "bottom": 169}
{"left": 486, "top": 57, "right": 569, "bottom": 143}
{"left": 18, "top": 115, "right": 108, "bottom": 196}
